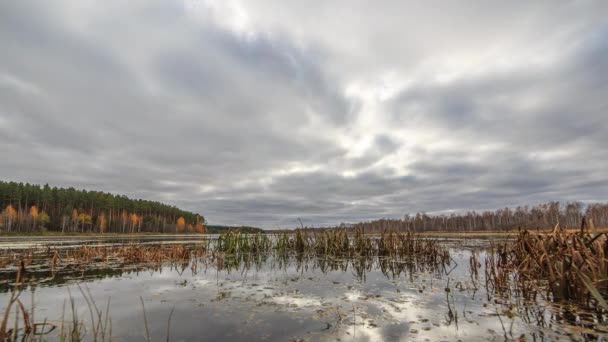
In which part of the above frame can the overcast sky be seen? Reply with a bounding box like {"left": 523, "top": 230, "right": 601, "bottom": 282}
{"left": 1, "top": 1, "right": 607, "bottom": 228}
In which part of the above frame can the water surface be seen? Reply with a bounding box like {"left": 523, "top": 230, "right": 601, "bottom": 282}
{"left": 0, "top": 237, "right": 606, "bottom": 341}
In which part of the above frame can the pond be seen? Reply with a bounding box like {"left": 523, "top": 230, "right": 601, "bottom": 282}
{"left": 0, "top": 236, "right": 606, "bottom": 341}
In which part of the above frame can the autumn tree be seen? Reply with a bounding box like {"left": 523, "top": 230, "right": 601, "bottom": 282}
{"left": 3, "top": 205, "right": 17, "bottom": 232}
{"left": 78, "top": 213, "right": 92, "bottom": 232}
{"left": 29, "top": 205, "right": 39, "bottom": 230}
{"left": 130, "top": 213, "right": 139, "bottom": 233}
{"left": 71, "top": 209, "right": 79, "bottom": 232}
{"left": 39, "top": 211, "right": 50, "bottom": 229}
{"left": 176, "top": 216, "right": 186, "bottom": 233}
{"left": 97, "top": 212, "right": 107, "bottom": 233}
{"left": 195, "top": 223, "right": 206, "bottom": 234}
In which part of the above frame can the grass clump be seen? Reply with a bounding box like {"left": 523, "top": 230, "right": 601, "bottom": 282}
{"left": 485, "top": 225, "right": 608, "bottom": 310}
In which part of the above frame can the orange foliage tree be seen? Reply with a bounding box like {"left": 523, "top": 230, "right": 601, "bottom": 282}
{"left": 195, "top": 223, "right": 206, "bottom": 234}
{"left": 3, "top": 205, "right": 17, "bottom": 231}
{"left": 130, "top": 213, "right": 138, "bottom": 233}
{"left": 71, "top": 209, "right": 79, "bottom": 232}
{"left": 29, "top": 205, "right": 39, "bottom": 230}
{"left": 98, "top": 212, "right": 107, "bottom": 233}
{"left": 176, "top": 216, "right": 186, "bottom": 233}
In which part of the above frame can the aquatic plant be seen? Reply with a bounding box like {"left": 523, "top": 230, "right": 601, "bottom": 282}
{"left": 485, "top": 225, "right": 608, "bottom": 310}
{"left": 0, "top": 266, "right": 28, "bottom": 341}
{"left": 0, "top": 229, "right": 452, "bottom": 283}
{"left": 0, "top": 264, "right": 181, "bottom": 341}
{"left": 213, "top": 228, "right": 452, "bottom": 266}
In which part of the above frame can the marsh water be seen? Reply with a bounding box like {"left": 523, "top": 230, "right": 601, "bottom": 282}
{"left": 1, "top": 235, "right": 606, "bottom": 341}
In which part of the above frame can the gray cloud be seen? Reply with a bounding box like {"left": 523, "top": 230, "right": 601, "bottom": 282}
{"left": 1, "top": 0, "right": 607, "bottom": 228}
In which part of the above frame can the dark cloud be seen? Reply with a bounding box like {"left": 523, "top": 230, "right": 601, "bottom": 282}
{"left": 1, "top": 0, "right": 607, "bottom": 228}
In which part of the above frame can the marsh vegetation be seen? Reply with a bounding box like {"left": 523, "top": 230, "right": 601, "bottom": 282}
{"left": 0, "top": 228, "right": 606, "bottom": 341}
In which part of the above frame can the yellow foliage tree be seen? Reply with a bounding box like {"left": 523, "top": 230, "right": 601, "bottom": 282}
{"left": 39, "top": 211, "right": 50, "bottom": 229}
{"left": 4, "top": 205, "right": 17, "bottom": 231}
{"left": 78, "top": 213, "right": 92, "bottom": 232}
{"left": 176, "top": 216, "right": 186, "bottom": 233}
{"left": 29, "top": 205, "right": 39, "bottom": 230}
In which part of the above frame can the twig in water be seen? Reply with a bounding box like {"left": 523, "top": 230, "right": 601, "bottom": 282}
{"left": 140, "top": 296, "right": 151, "bottom": 342}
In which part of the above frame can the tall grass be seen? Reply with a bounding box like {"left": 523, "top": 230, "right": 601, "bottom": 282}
{"left": 484, "top": 225, "right": 608, "bottom": 310}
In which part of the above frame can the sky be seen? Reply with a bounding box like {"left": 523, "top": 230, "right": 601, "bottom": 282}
{"left": 1, "top": 1, "right": 607, "bottom": 228}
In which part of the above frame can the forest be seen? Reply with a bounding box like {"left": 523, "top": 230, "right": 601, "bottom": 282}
{"left": 2, "top": 181, "right": 608, "bottom": 235}
{"left": 0, "top": 181, "right": 206, "bottom": 234}
{"left": 339, "top": 201, "right": 608, "bottom": 232}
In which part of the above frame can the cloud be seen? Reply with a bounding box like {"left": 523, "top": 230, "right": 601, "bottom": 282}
{"left": 1, "top": 0, "right": 607, "bottom": 228}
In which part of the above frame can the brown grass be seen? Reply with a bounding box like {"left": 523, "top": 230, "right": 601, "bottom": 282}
{"left": 484, "top": 224, "right": 608, "bottom": 310}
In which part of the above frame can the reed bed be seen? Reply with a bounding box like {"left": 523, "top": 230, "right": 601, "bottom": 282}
{"left": 211, "top": 229, "right": 452, "bottom": 280}
{"left": 0, "top": 229, "right": 447, "bottom": 265}
{"left": 61, "top": 243, "right": 207, "bottom": 264}
{"left": 0, "top": 243, "right": 209, "bottom": 272}
{"left": 216, "top": 229, "right": 450, "bottom": 262}
{"left": 0, "top": 230, "right": 452, "bottom": 341}
{"left": 0, "top": 230, "right": 451, "bottom": 290}
{"left": 216, "top": 232, "right": 272, "bottom": 254}
{"left": 484, "top": 225, "right": 608, "bottom": 310}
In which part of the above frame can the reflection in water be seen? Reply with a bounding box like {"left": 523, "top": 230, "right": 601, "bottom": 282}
{"left": 0, "top": 239, "right": 607, "bottom": 341}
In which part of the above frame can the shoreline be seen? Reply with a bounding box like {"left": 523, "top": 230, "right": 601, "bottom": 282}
{"left": 1, "top": 227, "right": 605, "bottom": 239}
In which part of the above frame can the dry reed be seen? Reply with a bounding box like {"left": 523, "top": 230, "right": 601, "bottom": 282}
{"left": 484, "top": 224, "right": 608, "bottom": 310}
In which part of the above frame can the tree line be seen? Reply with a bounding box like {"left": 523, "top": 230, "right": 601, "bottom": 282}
{"left": 0, "top": 181, "right": 206, "bottom": 234}
{"left": 335, "top": 201, "right": 608, "bottom": 232}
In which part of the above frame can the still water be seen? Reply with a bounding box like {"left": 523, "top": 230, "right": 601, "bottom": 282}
{"left": 0, "top": 236, "right": 606, "bottom": 341}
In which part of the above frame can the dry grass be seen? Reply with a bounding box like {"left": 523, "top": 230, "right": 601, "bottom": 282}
{"left": 484, "top": 224, "right": 608, "bottom": 310}
{"left": 3, "top": 226, "right": 607, "bottom": 340}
